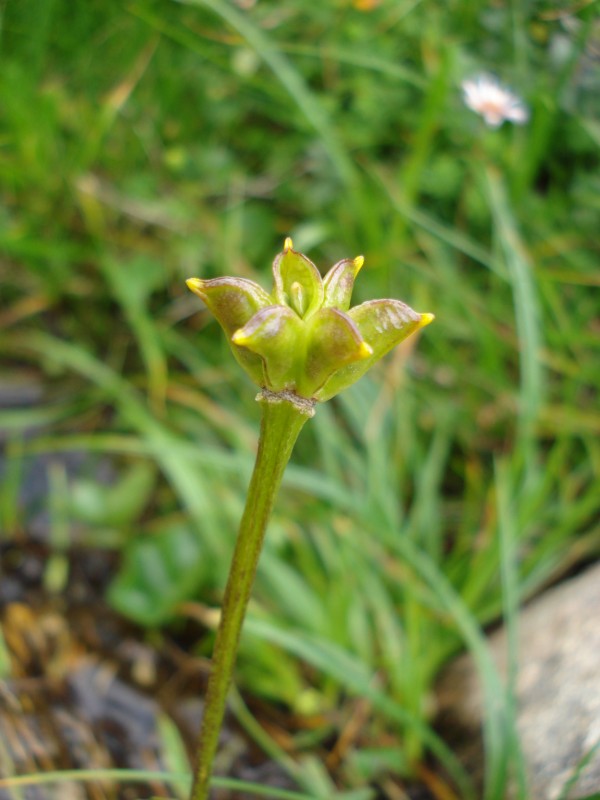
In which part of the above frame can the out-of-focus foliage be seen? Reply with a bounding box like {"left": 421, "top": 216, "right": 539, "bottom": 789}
{"left": 1, "top": 0, "right": 599, "bottom": 796}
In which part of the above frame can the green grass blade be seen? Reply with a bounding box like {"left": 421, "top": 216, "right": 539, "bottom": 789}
{"left": 496, "top": 461, "right": 528, "bottom": 799}
{"left": 0, "top": 768, "right": 321, "bottom": 800}
{"left": 556, "top": 737, "right": 600, "bottom": 800}
{"left": 280, "top": 43, "right": 425, "bottom": 89}
{"left": 21, "top": 430, "right": 361, "bottom": 513}
{"left": 377, "top": 534, "right": 509, "bottom": 800}
{"left": 245, "top": 617, "right": 476, "bottom": 799}
{"left": 19, "top": 333, "right": 221, "bottom": 549}
{"left": 174, "top": 0, "right": 357, "bottom": 189}
{"left": 372, "top": 165, "right": 502, "bottom": 275}
{"left": 486, "top": 168, "right": 544, "bottom": 461}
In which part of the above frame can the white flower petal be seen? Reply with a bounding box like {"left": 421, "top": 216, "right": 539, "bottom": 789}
{"left": 461, "top": 73, "right": 529, "bottom": 128}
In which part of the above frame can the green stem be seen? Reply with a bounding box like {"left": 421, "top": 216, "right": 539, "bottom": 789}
{"left": 190, "top": 391, "right": 314, "bottom": 800}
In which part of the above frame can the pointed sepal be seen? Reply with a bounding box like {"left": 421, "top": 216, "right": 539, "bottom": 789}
{"left": 186, "top": 276, "right": 272, "bottom": 384}
{"left": 322, "top": 256, "right": 364, "bottom": 311}
{"left": 186, "top": 276, "right": 272, "bottom": 334}
{"left": 272, "top": 238, "right": 324, "bottom": 319}
{"left": 298, "top": 308, "right": 372, "bottom": 397}
{"left": 315, "top": 301, "right": 433, "bottom": 401}
{"left": 232, "top": 305, "right": 303, "bottom": 391}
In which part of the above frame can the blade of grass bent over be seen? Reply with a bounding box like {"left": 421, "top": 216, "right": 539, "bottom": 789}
{"left": 19, "top": 333, "right": 220, "bottom": 551}
{"left": 0, "top": 769, "right": 323, "bottom": 800}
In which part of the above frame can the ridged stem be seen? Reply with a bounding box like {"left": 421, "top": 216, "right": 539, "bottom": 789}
{"left": 190, "top": 391, "right": 314, "bottom": 800}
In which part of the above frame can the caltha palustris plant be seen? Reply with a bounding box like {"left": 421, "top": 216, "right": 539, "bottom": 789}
{"left": 185, "top": 238, "right": 434, "bottom": 800}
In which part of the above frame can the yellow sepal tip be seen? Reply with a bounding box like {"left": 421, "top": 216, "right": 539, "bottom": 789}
{"left": 358, "top": 341, "right": 373, "bottom": 358}
{"left": 353, "top": 255, "right": 365, "bottom": 274}
{"left": 186, "top": 277, "right": 205, "bottom": 295}
{"left": 231, "top": 330, "right": 247, "bottom": 345}
{"left": 419, "top": 312, "right": 435, "bottom": 327}
{"left": 283, "top": 236, "right": 294, "bottom": 253}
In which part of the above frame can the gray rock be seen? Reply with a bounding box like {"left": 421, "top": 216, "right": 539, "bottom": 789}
{"left": 436, "top": 563, "right": 600, "bottom": 799}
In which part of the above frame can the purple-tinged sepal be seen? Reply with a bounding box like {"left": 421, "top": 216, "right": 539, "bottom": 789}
{"left": 185, "top": 276, "right": 272, "bottom": 384}
{"left": 315, "top": 300, "right": 433, "bottom": 401}
{"left": 185, "top": 276, "right": 272, "bottom": 334}
{"left": 322, "top": 256, "right": 363, "bottom": 311}
{"left": 299, "top": 308, "right": 371, "bottom": 397}
{"left": 186, "top": 239, "right": 433, "bottom": 401}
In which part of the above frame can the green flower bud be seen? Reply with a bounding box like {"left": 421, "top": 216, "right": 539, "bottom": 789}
{"left": 272, "top": 237, "right": 324, "bottom": 318}
{"left": 187, "top": 239, "right": 433, "bottom": 402}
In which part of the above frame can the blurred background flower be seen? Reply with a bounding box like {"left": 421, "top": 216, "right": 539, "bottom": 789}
{"left": 462, "top": 74, "right": 529, "bottom": 127}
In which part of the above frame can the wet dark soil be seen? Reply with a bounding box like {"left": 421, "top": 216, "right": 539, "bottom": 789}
{"left": 0, "top": 541, "right": 299, "bottom": 800}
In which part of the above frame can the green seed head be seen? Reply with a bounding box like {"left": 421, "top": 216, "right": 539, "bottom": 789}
{"left": 187, "top": 239, "right": 434, "bottom": 401}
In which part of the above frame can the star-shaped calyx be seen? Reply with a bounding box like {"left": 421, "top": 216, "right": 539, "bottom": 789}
{"left": 186, "top": 238, "right": 433, "bottom": 402}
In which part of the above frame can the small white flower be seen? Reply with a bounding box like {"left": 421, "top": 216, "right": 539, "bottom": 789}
{"left": 462, "top": 74, "right": 529, "bottom": 128}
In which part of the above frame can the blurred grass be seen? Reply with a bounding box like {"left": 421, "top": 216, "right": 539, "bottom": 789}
{"left": 1, "top": 0, "right": 599, "bottom": 797}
